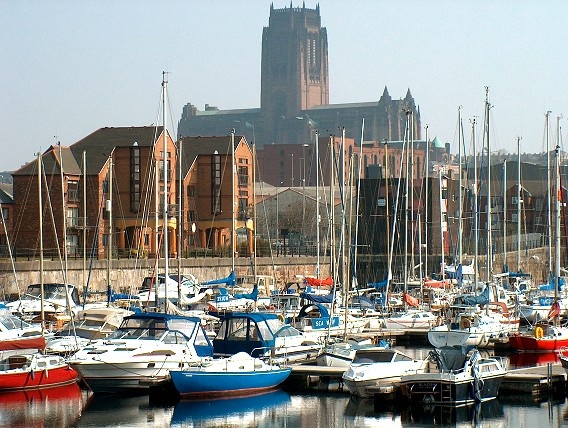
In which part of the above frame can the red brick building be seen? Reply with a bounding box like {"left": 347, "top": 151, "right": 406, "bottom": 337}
{"left": 10, "top": 127, "right": 252, "bottom": 260}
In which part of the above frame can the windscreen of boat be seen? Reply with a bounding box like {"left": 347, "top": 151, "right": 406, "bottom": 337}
{"left": 353, "top": 350, "right": 396, "bottom": 364}
{"left": 108, "top": 317, "right": 194, "bottom": 341}
{"left": 274, "top": 324, "right": 302, "bottom": 338}
{"left": 1, "top": 315, "right": 35, "bottom": 330}
{"left": 25, "top": 284, "right": 66, "bottom": 300}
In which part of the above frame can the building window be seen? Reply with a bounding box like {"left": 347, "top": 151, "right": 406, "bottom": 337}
{"left": 130, "top": 146, "right": 141, "bottom": 213}
{"left": 1, "top": 207, "right": 8, "bottom": 221}
{"left": 238, "top": 166, "right": 248, "bottom": 186}
{"left": 66, "top": 234, "right": 79, "bottom": 256}
{"left": 238, "top": 198, "right": 248, "bottom": 220}
{"left": 67, "top": 181, "right": 79, "bottom": 202}
{"left": 512, "top": 213, "right": 519, "bottom": 223}
{"left": 187, "top": 185, "right": 196, "bottom": 197}
{"left": 211, "top": 154, "right": 221, "bottom": 215}
{"left": 535, "top": 198, "right": 543, "bottom": 210}
{"left": 67, "top": 207, "right": 79, "bottom": 227}
{"left": 158, "top": 152, "right": 171, "bottom": 182}
{"left": 535, "top": 216, "right": 542, "bottom": 225}
{"left": 188, "top": 210, "right": 197, "bottom": 222}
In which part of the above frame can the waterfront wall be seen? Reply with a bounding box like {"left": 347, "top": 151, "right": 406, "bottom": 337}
{"left": 0, "top": 256, "right": 330, "bottom": 298}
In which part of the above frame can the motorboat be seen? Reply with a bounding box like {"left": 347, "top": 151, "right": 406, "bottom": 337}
{"left": 0, "top": 350, "right": 78, "bottom": 391}
{"left": 342, "top": 348, "right": 424, "bottom": 398}
{"left": 428, "top": 308, "right": 508, "bottom": 348}
{"left": 383, "top": 308, "right": 439, "bottom": 331}
{"left": 0, "top": 304, "right": 46, "bottom": 352}
{"left": 136, "top": 273, "right": 200, "bottom": 307}
{"left": 45, "top": 306, "right": 133, "bottom": 355}
{"left": 316, "top": 337, "right": 390, "bottom": 368}
{"left": 213, "top": 312, "right": 323, "bottom": 364}
{"left": 399, "top": 347, "right": 508, "bottom": 406}
{"left": 170, "top": 351, "right": 291, "bottom": 398}
{"left": 67, "top": 312, "right": 214, "bottom": 393}
{"left": 6, "top": 283, "right": 81, "bottom": 322}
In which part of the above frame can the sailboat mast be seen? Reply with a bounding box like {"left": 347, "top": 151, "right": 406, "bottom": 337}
{"left": 485, "top": 87, "right": 492, "bottom": 283}
{"left": 352, "top": 118, "right": 364, "bottom": 289}
{"left": 403, "top": 112, "right": 410, "bottom": 293}
{"left": 178, "top": 132, "right": 183, "bottom": 305}
{"left": 38, "top": 152, "right": 45, "bottom": 330}
{"left": 472, "top": 118, "right": 479, "bottom": 288}
{"left": 424, "top": 125, "right": 429, "bottom": 279}
{"left": 106, "top": 155, "right": 113, "bottom": 306}
{"left": 385, "top": 141, "right": 390, "bottom": 283}
{"left": 315, "top": 131, "right": 320, "bottom": 278}
{"left": 438, "top": 169, "right": 444, "bottom": 282}
{"left": 162, "top": 73, "right": 169, "bottom": 310}
{"left": 503, "top": 160, "right": 507, "bottom": 268}
{"left": 555, "top": 139, "right": 561, "bottom": 305}
{"left": 517, "top": 137, "right": 521, "bottom": 271}
{"left": 546, "top": 111, "right": 552, "bottom": 275}
{"left": 231, "top": 129, "right": 236, "bottom": 273}
{"left": 457, "top": 107, "right": 463, "bottom": 265}
{"left": 82, "top": 150, "right": 87, "bottom": 298}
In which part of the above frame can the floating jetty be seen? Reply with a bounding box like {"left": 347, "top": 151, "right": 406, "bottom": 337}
{"left": 287, "top": 362, "right": 567, "bottom": 400}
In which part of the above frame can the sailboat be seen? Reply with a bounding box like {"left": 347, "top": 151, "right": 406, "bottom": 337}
{"left": 508, "top": 133, "right": 568, "bottom": 351}
{"left": 68, "top": 76, "right": 217, "bottom": 393}
{"left": 0, "top": 153, "right": 79, "bottom": 392}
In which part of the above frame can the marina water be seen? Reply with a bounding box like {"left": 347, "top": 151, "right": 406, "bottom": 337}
{"left": 3, "top": 346, "right": 567, "bottom": 427}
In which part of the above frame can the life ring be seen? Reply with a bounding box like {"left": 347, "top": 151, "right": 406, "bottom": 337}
{"left": 460, "top": 318, "right": 471, "bottom": 330}
{"left": 534, "top": 326, "right": 544, "bottom": 339}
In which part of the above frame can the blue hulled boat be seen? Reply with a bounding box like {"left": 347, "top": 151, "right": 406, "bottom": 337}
{"left": 170, "top": 352, "right": 291, "bottom": 398}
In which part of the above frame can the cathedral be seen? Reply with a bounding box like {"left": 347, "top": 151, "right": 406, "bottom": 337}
{"left": 177, "top": 3, "right": 421, "bottom": 149}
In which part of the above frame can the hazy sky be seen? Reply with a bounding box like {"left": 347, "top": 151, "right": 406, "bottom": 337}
{"left": 1, "top": 0, "right": 566, "bottom": 172}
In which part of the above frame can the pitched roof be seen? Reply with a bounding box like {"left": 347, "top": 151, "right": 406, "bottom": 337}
{"left": 70, "top": 126, "right": 163, "bottom": 175}
{"left": 178, "top": 135, "right": 248, "bottom": 178}
{"left": 0, "top": 183, "right": 13, "bottom": 204}
{"left": 13, "top": 145, "right": 81, "bottom": 177}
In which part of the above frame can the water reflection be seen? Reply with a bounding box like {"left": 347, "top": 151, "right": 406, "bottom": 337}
{"left": 508, "top": 351, "right": 560, "bottom": 368}
{"left": 76, "top": 393, "right": 175, "bottom": 427}
{"left": 69, "top": 387, "right": 568, "bottom": 428}
{"left": 0, "top": 383, "right": 89, "bottom": 428}
{"left": 171, "top": 389, "right": 291, "bottom": 427}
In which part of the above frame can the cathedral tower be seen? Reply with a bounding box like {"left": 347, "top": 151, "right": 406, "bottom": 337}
{"left": 260, "top": 3, "right": 329, "bottom": 135}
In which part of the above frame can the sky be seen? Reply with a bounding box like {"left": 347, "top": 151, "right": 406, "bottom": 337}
{"left": 1, "top": 0, "right": 567, "bottom": 172}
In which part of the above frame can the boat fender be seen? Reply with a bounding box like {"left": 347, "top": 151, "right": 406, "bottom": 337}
{"left": 534, "top": 326, "right": 544, "bottom": 339}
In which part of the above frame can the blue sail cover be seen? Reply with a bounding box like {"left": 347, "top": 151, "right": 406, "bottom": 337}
{"left": 538, "top": 275, "right": 564, "bottom": 291}
{"left": 460, "top": 285, "right": 490, "bottom": 306}
{"left": 202, "top": 271, "right": 236, "bottom": 287}
{"left": 368, "top": 279, "right": 388, "bottom": 289}
{"left": 234, "top": 285, "right": 259, "bottom": 301}
{"left": 299, "top": 292, "right": 334, "bottom": 304}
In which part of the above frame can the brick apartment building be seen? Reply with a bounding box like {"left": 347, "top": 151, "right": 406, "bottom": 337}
{"left": 9, "top": 127, "right": 252, "bottom": 260}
